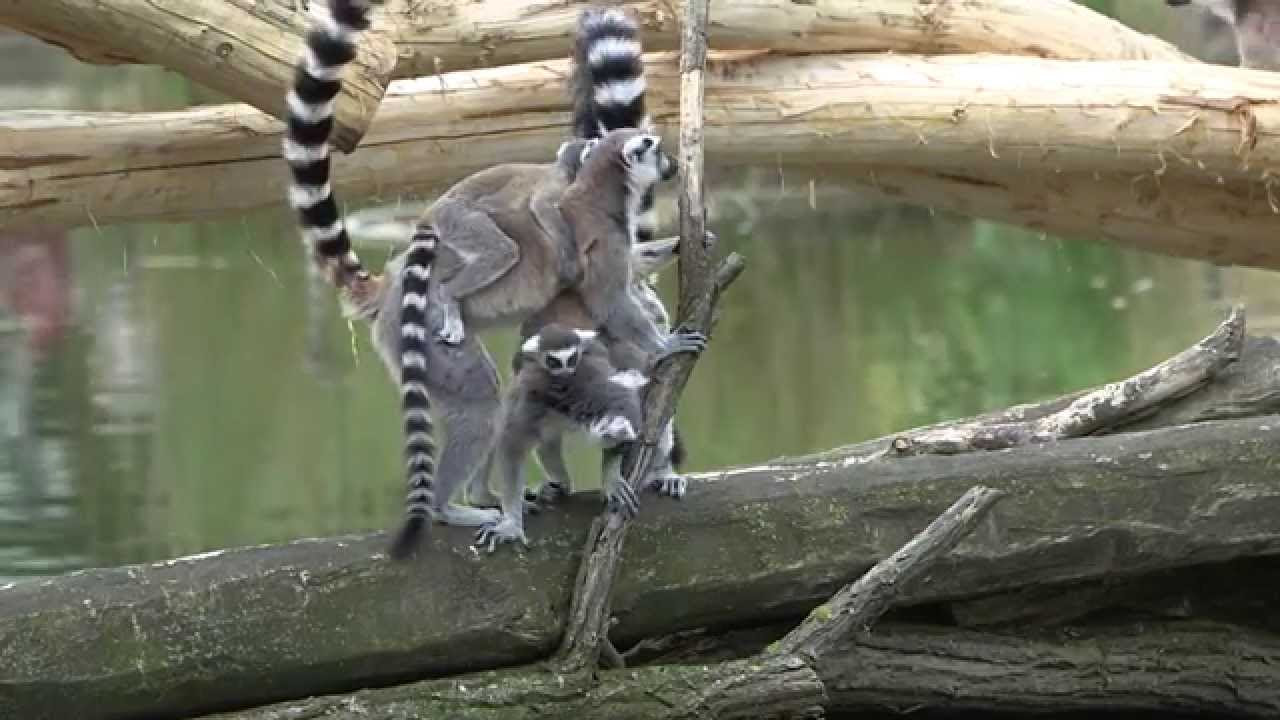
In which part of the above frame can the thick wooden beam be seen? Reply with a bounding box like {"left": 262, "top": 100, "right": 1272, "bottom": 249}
{"left": 0, "top": 0, "right": 1189, "bottom": 141}
{"left": 3, "top": 54, "right": 1277, "bottom": 268}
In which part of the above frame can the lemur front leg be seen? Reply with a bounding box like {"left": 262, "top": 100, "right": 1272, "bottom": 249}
{"left": 645, "top": 419, "right": 688, "bottom": 498}
{"left": 476, "top": 416, "right": 536, "bottom": 552}
{"left": 429, "top": 199, "right": 520, "bottom": 345}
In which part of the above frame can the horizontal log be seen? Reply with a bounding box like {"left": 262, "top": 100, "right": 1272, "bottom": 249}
{"left": 5, "top": 53, "right": 1278, "bottom": 267}
{"left": 0, "top": 0, "right": 398, "bottom": 151}
{"left": 201, "top": 620, "right": 1280, "bottom": 720}
{"left": 0, "top": 0, "right": 1188, "bottom": 144}
{"left": 5, "top": 357, "right": 1280, "bottom": 718}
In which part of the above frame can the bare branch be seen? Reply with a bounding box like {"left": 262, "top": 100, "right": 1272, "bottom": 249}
{"left": 891, "top": 306, "right": 1246, "bottom": 457}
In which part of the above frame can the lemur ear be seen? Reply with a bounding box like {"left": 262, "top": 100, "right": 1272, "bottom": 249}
{"left": 521, "top": 335, "right": 541, "bottom": 354}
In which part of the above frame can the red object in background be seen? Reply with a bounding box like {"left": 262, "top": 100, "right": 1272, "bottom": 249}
{"left": 0, "top": 231, "right": 71, "bottom": 356}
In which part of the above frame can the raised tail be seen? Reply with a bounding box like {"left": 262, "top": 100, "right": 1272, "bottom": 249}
{"left": 570, "top": 7, "right": 650, "bottom": 140}
{"left": 283, "top": 0, "right": 373, "bottom": 291}
{"left": 388, "top": 225, "right": 440, "bottom": 560}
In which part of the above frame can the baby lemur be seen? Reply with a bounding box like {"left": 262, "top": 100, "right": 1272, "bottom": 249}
{"left": 284, "top": 0, "right": 701, "bottom": 558}
{"left": 479, "top": 322, "right": 700, "bottom": 550}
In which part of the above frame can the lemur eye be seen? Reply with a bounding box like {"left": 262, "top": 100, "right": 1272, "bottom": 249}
{"left": 547, "top": 357, "right": 562, "bottom": 369}
{"left": 640, "top": 137, "right": 654, "bottom": 151}
{"left": 566, "top": 352, "right": 579, "bottom": 368}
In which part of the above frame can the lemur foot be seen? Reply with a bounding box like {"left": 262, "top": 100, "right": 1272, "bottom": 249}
{"left": 645, "top": 473, "right": 688, "bottom": 499}
{"left": 433, "top": 504, "right": 501, "bottom": 527}
{"left": 658, "top": 328, "right": 708, "bottom": 360}
{"left": 523, "top": 480, "right": 568, "bottom": 513}
{"left": 605, "top": 480, "right": 641, "bottom": 519}
{"left": 436, "top": 304, "right": 465, "bottom": 346}
{"left": 473, "top": 516, "right": 529, "bottom": 553}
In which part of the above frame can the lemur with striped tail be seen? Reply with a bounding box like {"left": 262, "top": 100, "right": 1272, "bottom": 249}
{"left": 480, "top": 321, "right": 697, "bottom": 551}
{"left": 522, "top": 7, "right": 694, "bottom": 507}
{"left": 283, "top": 0, "right": 703, "bottom": 559}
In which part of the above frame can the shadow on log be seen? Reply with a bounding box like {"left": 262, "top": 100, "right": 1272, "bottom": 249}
{"left": 4, "top": 311, "right": 1280, "bottom": 718}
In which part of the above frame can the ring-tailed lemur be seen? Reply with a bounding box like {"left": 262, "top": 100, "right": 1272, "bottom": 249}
{"left": 516, "top": 235, "right": 694, "bottom": 509}
{"left": 479, "top": 322, "right": 702, "bottom": 551}
{"left": 550, "top": 6, "right": 692, "bottom": 489}
{"left": 1166, "top": 0, "right": 1280, "bottom": 70}
{"left": 283, "top": 0, "right": 700, "bottom": 559}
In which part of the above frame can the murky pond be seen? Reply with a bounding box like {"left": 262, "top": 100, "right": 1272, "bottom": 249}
{"left": 0, "top": 5, "right": 1275, "bottom": 582}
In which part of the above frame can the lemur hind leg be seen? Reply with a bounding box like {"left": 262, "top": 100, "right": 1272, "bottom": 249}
{"left": 421, "top": 333, "right": 504, "bottom": 527}
{"left": 523, "top": 435, "right": 574, "bottom": 511}
{"left": 644, "top": 419, "right": 688, "bottom": 498}
{"left": 429, "top": 199, "right": 520, "bottom": 345}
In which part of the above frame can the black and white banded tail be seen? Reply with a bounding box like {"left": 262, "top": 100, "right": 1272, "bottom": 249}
{"left": 284, "top": 0, "right": 372, "bottom": 288}
{"left": 571, "top": 6, "right": 658, "bottom": 242}
{"left": 571, "top": 7, "right": 650, "bottom": 140}
{"left": 388, "top": 226, "right": 440, "bottom": 559}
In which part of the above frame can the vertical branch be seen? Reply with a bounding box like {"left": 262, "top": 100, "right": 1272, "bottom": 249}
{"left": 553, "top": 0, "right": 744, "bottom": 677}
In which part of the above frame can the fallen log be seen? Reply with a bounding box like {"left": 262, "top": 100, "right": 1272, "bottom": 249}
{"left": 5, "top": 53, "right": 1278, "bottom": 269}
{"left": 0, "top": 0, "right": 1188, "bottom": 145}
{"left": 202, "top": 619, "right": 1280, "bottom": 720}
{"left": 4, "top": 326, "right": 1280, "bottom": 720}
{"left": 203, "top": 486, "right": 1005, "bottom": 720}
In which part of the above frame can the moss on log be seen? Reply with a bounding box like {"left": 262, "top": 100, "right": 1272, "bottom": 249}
{"left": 198, "top": 620, "right": 1280, "bottom": 720}
{"left": 4, "top": 398, "right": 1280, "bottom": 718}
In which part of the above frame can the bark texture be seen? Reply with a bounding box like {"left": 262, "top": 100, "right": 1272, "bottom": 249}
{"left": 0, "top": 0, "right": 1188, "bottom": 136}
{"left": 4, "top": 408, "right": 1280, "bottom": 718}
{"left": 6, "top": 54, "right": 1278, "bottom": 271}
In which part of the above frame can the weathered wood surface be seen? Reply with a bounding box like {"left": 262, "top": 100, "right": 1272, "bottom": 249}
{"left": 0, "top": 0, "right": 1188, "bottom": 143}
{"left": 5, "top": 335, "right": 1280, "bottom": 718}
{"left": 0, "top": 0, "right": 398, "bottom": 151}
{"left": 6, "top": 53, "right": 1278, "bottom": 270}
{"left": 202, "top": 619, "right": 1280, "bottom": 720}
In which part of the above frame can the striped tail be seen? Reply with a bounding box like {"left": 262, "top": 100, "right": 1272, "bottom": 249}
{"left": 283, "top": 0, "right": 372, "bottom": 290}
{"left": 570, "top": 7, "right": 650, "bottom": 140}
{"left": 388, "top": 226, "right": 440, "bottom": 560}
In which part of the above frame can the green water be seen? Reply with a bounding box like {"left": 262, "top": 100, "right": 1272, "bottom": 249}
{"left": 0, "top": 4, "right": 1271, "bottom": 580}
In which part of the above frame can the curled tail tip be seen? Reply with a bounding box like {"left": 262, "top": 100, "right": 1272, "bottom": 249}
{"left": 387, "top": 515, "right": 428, "bottom": 560}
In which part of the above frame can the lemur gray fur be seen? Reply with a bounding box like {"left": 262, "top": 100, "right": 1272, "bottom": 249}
{"left": 543, "top": 7, "right": 692, "bottom": 492}
{"left": 283, "top": 0, "right": 700, "bottom": 559}
{"left": 515, "top": 235, "right": 691, "bottom": 511}
{"left": 1166, "top": 0, "right": 1280, "bottom": 70}
{"left": 479, "top": 322, "right": 695, "bottom": 550}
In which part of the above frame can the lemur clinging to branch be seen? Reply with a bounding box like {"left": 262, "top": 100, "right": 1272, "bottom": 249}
{"left": 480, "top": 320, "right": 701, "bottom": 551}
{"left": 282, "top": 0, "right": 704, "bottom": 559}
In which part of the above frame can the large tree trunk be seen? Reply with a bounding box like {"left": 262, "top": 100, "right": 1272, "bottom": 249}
{"left": 5, "top": 53, "right": 1278, "bottom": 270}
{"left": 198, "top": 620, "right": 1280, "bottom": 720}
{"left": 4, "top": 332, "right": 1280, "bottom": 720}
{"left": 0, "top": 0, "right": 1189, "bottom": 146}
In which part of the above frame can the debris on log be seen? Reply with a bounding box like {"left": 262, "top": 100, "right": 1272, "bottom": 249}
{"left": 4, "top": 315, "right": 1280, "bottom": 719}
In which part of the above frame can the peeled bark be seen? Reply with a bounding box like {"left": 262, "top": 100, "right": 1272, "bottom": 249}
{"left": 0, "top": 0, "right": 1188, "bottom": 142}
{"left": 4, "top": 54, "right": 1277, "bottom": 269}
{"left": 0, "top": 0, "right": 398, "bottom": 151}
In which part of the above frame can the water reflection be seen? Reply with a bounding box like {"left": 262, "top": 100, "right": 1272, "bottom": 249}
{"left": 0, "top": 9, "right": 1275, "bottom": 578}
